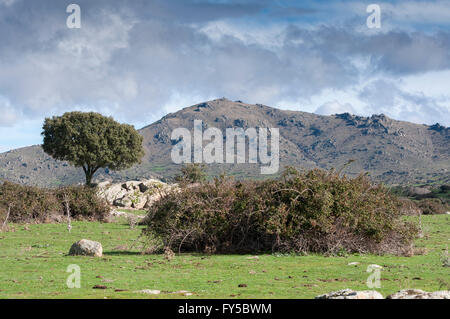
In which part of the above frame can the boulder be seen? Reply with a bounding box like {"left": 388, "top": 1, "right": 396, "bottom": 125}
{"left": 98, "top": 183, "right": 129, "bottom": 205}
{"left": 69, "top": 239, "right": 103, "bottom": 257}
{"left": 387, "top": 289, "right": 450, "bottom": 299}
{"left": 316, "top": 289, "right": 383, "bottom": 299}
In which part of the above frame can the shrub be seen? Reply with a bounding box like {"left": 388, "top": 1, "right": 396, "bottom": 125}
{"left": 416, "top": 198, "right": 448, "bottom": 215}
{"left": 143, "top": 168, "right": 418, "bottom": 255}
{"left": 397, "top": 198, "right": 421, "bottom": 216}
{"left": 0, "top": 181, "right": 109, "bottom": 223}
{"left": 174, "top": 163, "right": 207, "bottom": 185}
{"left": 56, "top": 186, "right": 110, "bottom": 221}
{"left": 0, "top": 182, "right": 60, "bottom": 223}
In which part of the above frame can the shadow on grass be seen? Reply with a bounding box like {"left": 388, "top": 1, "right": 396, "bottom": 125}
{"left": 103, "top": 251, "right": 143, "bottom": 256}
{"left": 102, "top": 251, "right": 259, "bottom": 258}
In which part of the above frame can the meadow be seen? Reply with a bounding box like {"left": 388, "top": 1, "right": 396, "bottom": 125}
{"left": 0, "top": 212, "right": 448, "bottom": 299}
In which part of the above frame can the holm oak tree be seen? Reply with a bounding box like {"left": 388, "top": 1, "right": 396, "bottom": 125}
{"left": 42, "top": 112, "right": 144, "bottom": 186}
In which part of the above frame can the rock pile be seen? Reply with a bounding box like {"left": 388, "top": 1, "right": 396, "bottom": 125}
{"left": 97, "top": 179, "right": 175, "bottom": 210}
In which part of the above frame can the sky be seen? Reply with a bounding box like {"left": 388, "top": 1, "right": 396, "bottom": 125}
{"left": 0, "top": 0, "right": 449, "bottom": 152}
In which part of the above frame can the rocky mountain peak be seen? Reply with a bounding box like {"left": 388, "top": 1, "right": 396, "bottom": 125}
{"left": 0, "top": 99, "right": 448, "bottom": 187}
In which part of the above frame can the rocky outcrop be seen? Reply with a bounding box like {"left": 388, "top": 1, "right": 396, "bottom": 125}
{"left": 69, "top": 239, "right": 103, "bottom": 257}
{"left": 97, "top": 179, "right": 176, "bottom": 210}
{"left": 387, "top": 289, "right": 450, "bottom": 299}
{"left": 315, "top": 289, "right": 383, "bottom": 299}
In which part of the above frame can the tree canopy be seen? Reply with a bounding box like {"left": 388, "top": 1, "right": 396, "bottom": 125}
{"left": 42, "top": 112, "right": 144, "bottom": 186}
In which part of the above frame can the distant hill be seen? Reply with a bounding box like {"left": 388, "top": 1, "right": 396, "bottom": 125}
{"left": 0, "top": 98, "right": 449, "bottom": 187}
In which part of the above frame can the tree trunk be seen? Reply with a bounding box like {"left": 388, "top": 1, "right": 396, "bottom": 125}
{"left": 85, "top": 171, "right": 93, "bottom": 187}
{"left": 82, "top": 165, "right": 99, "bottom": 187}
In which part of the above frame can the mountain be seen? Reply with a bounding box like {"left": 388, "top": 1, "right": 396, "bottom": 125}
{"left": 0, "top": 98, "right": 449, "bottom": 187}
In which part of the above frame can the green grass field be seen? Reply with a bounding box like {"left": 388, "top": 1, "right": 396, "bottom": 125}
{"left": 0, "top": 214, "right": 448, "bottom": 299}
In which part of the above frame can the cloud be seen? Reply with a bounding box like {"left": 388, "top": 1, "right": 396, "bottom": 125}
{"left": 151, "top": 0, "right": 264, "bottom": 22}
{"left": 315, "top": 101, "right": 356, "bottom": 116}
{"left": 345, "top": 0, "right": 450, "bottom": 28}
{"left": 369, "top": 32, "right": 450, "bottom": 74}
{"left": 379, "top": 0, "right": 450, "bottom": 26}
{"left": 0, "top": 0, "right": 448, "bottom": 136}
{"left": 283, "top": 26, "right": 450, "bottom": 75}
{"left": 0, "top": 96, "right": 19, "bottom": 127}
{"left": 0, "top": 7, "right": 359, "bottom": 125}
{"left": 359, "top": 79, "right": 450, "bottom": 126}
{"left": 269, "top": 6, "right": 317, "bottom": 18}
{"left": 0, "top": 0, "right": 17, "bottom": 7}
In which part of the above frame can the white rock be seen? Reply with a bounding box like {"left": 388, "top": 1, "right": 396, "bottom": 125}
{"left": 430, "top": 291, "right": 450, "bottom": 299}
{"left": 69, "top": 239, "right": 103, "bottom": 257}
{"left": 137, "top": 289, "right": 161, "bottom": 295}
{"left": 316, "top": 289, "right": 383, "bottom": 299}
{"left": 169, "top": 290, "right": 194, "bottom": 296}
{"left": 172, "top": 290, "right": 192, "bottom": 295}
{"left": 387, "top": 289, "right": 450, "bottom": 299}
{"left": 348, "top": 262, "right": 360, "bottom": 266}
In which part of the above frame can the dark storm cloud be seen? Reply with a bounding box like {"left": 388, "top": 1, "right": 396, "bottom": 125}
{"left": 284, "top": 26, "right": 450, "bottom": 75}
{"left": 0, "top": 0, "right": 449, "bottom": 132}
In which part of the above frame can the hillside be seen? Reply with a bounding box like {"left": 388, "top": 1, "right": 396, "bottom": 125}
{"left": 0, "top": 98, "right": 449, "bottom": 187}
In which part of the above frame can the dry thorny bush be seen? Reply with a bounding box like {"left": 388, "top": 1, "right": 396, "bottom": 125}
{"left": 143, "top": 167, "right": 418, "bottom": 256}
{"left": 0, "top": 181, "right": 109, "bottom": 223}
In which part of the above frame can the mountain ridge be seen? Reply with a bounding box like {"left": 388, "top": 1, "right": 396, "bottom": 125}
{"left": 1, "top": 98, "right": 449, "bottom": 187}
